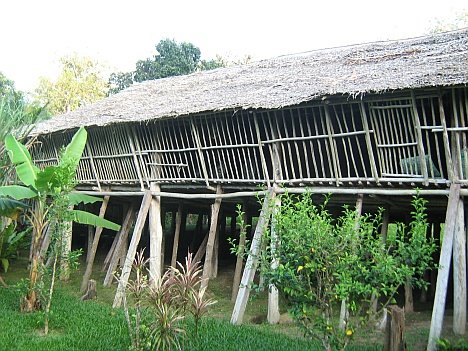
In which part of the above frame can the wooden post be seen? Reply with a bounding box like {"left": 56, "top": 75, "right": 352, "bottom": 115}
{"left": 453, "top": 198, "right": 466, "bottom": 335}
{"left": 59, "top": 219, "right": 73, "bottom": 281}
{"left": 232, "top": 202, "right": 248, "bottom": 302}
{"left": 103, "top": 204, "right": 136, "bottom": 287}
{"left": 149, "top": 183, "right": 164, "bottom": 281}
{"left": 170, "top": 204, "right": 183, "bottom": 267}
{"left": 427, "top": 183, "right": 461, "bottom": 351}
{"left": 383, "top": 305, "right": 407, "bottom": 351}
{"left": 231, "top": 189, "right": 275, "bottom": 325}
{"left": 86, "top": 226, "right": 94, "bottom": 264}
{"left": 113, "top": 191, "right": 152, "bottom": 308}
{"left": 194, "top": 233, "right": 208, "bottom": 263}
{"left": 268, "top": 196, "right": 281, "bottom": 324}
{"left": 212, "top": 212, "right": 225, "bottom": 279}
{"left": 201, "top": 185, "right": 222, "bottom": 289}
{"left": 102, "top": 229, "right": 121, "bottom": 272}
{"left": 80, "top": 196, "right": 110, "bottom": 292}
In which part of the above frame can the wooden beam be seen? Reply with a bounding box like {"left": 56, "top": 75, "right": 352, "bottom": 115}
{"left": 268, "top": 196, "right": 281, "bottom": 324}
{"left": 231, "top": 189, "right": 275, "bottom": 325}
{"left": 170, "top": 204, "right": 183, "bottom": 267}
{"left": 427, "top": 183, "right": 461, "bottom": 351}
{"left": 201, "top": 185, "right": 223, "bottom": 289}
{"left": 80, "top": 196, "right": 110, "bottom": 292}
{"left": 453, "top": 198, "right": 466, "bottom": 335}
{"left": 113, "top": 191, "right": 152, "bottom": 308}
{"left": 149, "top": 183, "right": 164, "bottom": 280}
{"left": 103, "top": 204, "right": 136, "bottom": 287}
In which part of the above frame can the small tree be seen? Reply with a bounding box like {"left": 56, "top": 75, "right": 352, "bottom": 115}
{"left": 259, "top": 192, "right": 436, "bottom": 351}
{"left": 0, "top": 127, "right": 120, "bottom": 311}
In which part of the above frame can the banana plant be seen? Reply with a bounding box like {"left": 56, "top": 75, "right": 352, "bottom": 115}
{"left": 0, "top": 127, "right": 120, "bottom": 311}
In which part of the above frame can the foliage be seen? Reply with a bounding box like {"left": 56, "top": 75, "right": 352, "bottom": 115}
{"left": 437, "top": 337, "right": 468, "bottom": 351}
{"left": 0, "top": 284, "right": 318, "bottom": 351}
{"left": 1, "top": 126, "right": 120, "bottom": 311}
{"left": 108, "top": 39, "right": 226, "bottom": 94}
{"left": 0, "top": 223, "right": 29, "bottom": 273}
{"left": 429, "top": 10, "right": 468, "bottom": 33}
{"left": 116, "top": 251, "right": 216, "bottom": 351}
{"left": 255, "top": 192, "right": 436, "bottom": 351}
{"left": 35, "top": 54, "right": 108, "bottom": 115}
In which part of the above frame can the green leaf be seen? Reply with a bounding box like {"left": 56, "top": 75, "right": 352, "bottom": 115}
{"left": 5, "top": 135, "right": 39, "bottom": 188}
{"left": 61, "top": 127, "right": 87, "bottom": 168}
{"left": 35, "top": 166, "right": 61, "bottom": 192}
{"left": 0, "top": 185, "right": 37, "bottom": 200}
{"left": 69, "top": 193, "right": 103, "bottom": 205}
{"left": 72, "top": 210, "right": 120, "bottom": 231}
{"left": 0, "top": 197, "right": 27, "bottom": 217}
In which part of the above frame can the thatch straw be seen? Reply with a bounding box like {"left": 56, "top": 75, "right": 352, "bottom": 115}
{"left": 33, "top": 29, "right": 468, "bottom": 136}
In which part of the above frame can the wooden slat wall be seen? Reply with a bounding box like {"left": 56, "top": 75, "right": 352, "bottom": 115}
{"left": 30, "top": 87, "right": 468, "bottom": 188}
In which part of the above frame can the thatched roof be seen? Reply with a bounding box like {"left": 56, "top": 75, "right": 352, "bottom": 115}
{"left": 33, "top": 29, "right": 468, "bottom": 136}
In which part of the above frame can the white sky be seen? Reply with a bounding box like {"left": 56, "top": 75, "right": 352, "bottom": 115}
{"left": 1, "top": 0, "right": 466, "bottom": 93}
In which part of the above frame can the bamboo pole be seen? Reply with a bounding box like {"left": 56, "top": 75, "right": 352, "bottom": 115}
{"left": 231, "top": 189, "right": 275, "bottom": 325}
{"left": 201, "top": 185, "right": 222, "bottom": 289}
{"left": 427, "top": 183, "right": 461, "bottom": 351}
{"left": 411, "top": 91, "right": 429, "bottom": 185}
{"left": 113, "top": 191, "right": 152, "bottom": 308}
{"left": 80, "top": 196, "right": 110, "bottom": 292}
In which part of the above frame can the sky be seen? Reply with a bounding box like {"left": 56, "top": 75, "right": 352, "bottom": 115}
{"left": 1, "top": 0, "right": 467, "bottom": 93}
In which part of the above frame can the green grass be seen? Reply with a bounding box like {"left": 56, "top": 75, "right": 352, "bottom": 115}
{"left": 1, "top": 255, "right": 467, "bottom": 351}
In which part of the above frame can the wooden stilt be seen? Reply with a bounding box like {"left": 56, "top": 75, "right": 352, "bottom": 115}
{"left": 268, "top": 196, "right": 281, "bottom": 324}
{"left": 194, "top": 233, "right": 208, "bottom": 263}
{"left": 453, "top": 198, "right": 466, "bottom": 335}
{"left": 427, "top": 183, "right": 461, "bottom": 351}
{"left": 149, "top": 183, "right": 164, "bottom": 281}
{"left": 102, "top": 205, "right": 128, "bottom": 273}
{"left": 170, "top": 204, "right": 183, "bottom": 267}
{"left": 231, "top": 189, "right": 275, "bottom": 325}
{"left": 86, "top": 226, "right": 94, "bottom": 264}
{"left": 59, "top": 220, "right": 73, "bottom": 281}
{"left": 113, "top": 191, "right": 152, "bottom": 308}
{"left": 103, "top": 204, "right": 136, "bottom": 287}
{"left": 212, "top": 212, "right": 225, "bottom": 279}
{"left": 201, "top": 185, "right": 222, "bottom": 289}
{"left": 102, "top": 230, "right": 120, "bottom": 272}
{"left": 80, "top": 196, "right": 110, "bottom": 292}
{"left": 231, "top": 202, "right": 248, "bottom": 302}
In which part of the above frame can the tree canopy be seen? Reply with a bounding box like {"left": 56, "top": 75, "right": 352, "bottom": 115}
{"left": 108, "top": 39, "right": 226, "bottom": 95}
{"left": 35, "top": 55, "right": 108, "bottom": 115}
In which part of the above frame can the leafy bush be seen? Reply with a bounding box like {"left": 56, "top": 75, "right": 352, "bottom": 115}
{"left": 256, "top": 192, "right": 436, "bottom": 351}
{"left": 116, "top": 251, "right": 216, "bottom": 351}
